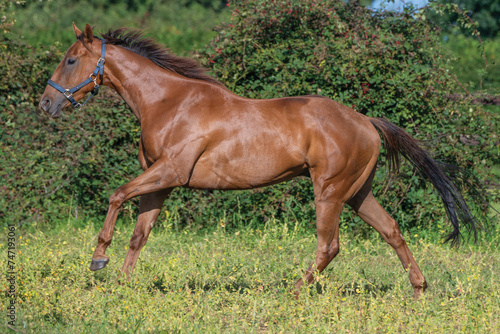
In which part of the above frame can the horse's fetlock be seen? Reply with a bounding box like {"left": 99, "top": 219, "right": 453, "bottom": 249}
{"left": 98, "top": 236, "right": 111, "bottom": 247}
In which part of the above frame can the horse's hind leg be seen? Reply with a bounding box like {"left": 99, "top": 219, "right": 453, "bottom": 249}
{"left": 120, "top": 189, "right": 171, "bottom": 278}
{"left": 294, "top": 183, "right": 343, "bottom": 296}
{"left": 349, "top": 190, "right": 427, "bottom": 299}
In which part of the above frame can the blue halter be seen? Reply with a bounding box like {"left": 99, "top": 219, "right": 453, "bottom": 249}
{"left": 47, "top": 39, "right": 107, "bottom": 110}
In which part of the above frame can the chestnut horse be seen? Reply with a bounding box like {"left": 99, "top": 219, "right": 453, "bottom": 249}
{"left": 40, "top": 24, "right": 476, "bottom": 298}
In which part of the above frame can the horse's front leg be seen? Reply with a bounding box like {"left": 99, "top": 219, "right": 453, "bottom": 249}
{"left": 89, "top": 158, "right": 186, "bottom": 271}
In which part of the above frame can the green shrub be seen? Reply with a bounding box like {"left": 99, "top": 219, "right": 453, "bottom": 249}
{"left": 0, "top": 0, "right": 228, "bottom": 228}
{"left": 6, "top": 0, "right": 228, "bottom": 55}
{"left": 1, "top": 0, "right": 498, "bottom": 241}
{"left": 198, "top": 0, "right": 499, "bottom": 235}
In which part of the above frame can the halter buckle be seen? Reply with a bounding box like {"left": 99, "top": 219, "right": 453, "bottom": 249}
{"left": 64, "top": 90, "right": 73, "bottom": 98}
{"left": 90, "top": 73, "right": 98, "bottom": 85}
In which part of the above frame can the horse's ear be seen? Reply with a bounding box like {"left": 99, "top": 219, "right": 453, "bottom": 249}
{"left": 73, "top": 22, "right": 82, "bottom": 39}
{"left": 83, "top": 24, "right": 94, "bottom": 44}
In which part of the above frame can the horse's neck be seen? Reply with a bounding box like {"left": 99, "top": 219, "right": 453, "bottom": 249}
{"left": 103, "top": 45, "right": 180, "bottom": 123}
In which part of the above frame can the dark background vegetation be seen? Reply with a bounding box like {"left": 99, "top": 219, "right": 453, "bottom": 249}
{"left": 1, "top": 0, "right": 498, "bottom": 242}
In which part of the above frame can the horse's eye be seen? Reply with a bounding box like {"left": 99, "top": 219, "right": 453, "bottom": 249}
{"left": 67, "top": 58, "right": 76, "bottom": 65}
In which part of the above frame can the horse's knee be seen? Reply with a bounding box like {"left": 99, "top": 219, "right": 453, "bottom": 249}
{"left": 109, "top": 188, "right": 127, "bottom": 208}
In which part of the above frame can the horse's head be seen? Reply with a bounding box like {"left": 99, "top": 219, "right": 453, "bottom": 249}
{"left": 39, "top": 23, "right": 105, "bottom": 117}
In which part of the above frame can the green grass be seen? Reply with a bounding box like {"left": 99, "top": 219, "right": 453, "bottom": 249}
{"left": 2, "top": 218, "right": 500, "bottom": 333}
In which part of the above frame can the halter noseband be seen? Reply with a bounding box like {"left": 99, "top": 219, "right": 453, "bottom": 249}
{"left": 47, "top": 39, "right": 107, "bottom": 110}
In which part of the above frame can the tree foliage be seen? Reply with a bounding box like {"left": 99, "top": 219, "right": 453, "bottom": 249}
{"left": 434, "top": 0, "right": 500, "bottom": 38}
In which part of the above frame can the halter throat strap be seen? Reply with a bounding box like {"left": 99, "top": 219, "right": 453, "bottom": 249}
{"left": 47, "top": 39, "right": 107, "bottom": 110}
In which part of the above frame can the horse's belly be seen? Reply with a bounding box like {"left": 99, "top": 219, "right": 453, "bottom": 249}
{"left": 187, "top": 152, "right": 306, "bottom": 190}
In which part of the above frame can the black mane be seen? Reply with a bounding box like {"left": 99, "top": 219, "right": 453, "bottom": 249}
{"left": 97, "top": 28, "right": 222, "bottom": 86}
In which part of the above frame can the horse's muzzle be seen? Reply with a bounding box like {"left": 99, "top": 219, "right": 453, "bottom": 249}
{"left": 39, "top": 95, "right": 63, "bottom": 117}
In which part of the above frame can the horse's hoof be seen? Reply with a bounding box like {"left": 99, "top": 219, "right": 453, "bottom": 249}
{"left": 413, "top": 283, "right": 428, "bottom": 300}
{"left": 89, "top": 258, "right": 109, "bottom": 271}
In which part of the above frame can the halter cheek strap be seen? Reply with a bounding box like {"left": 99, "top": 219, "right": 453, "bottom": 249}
{"left": 47, "top": 39, "right": 107, "bottom": 110}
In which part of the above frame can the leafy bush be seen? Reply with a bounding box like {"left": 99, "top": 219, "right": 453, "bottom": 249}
{"left": 199, "top": 0, "right": 499, "bottom": 235}
{"left": 6, "top": 0, "right": 228, "bottom": 55}
{"left": 1, "top": 91, "right": 139, "bottom": 227}
{"left": 203, "top": 1, "right": 459, "bottom": 123}
{"left": 0, "top": 0, "right": 228, "bottom": 228}
{"left": 1, "top": 0, "right": 498, "bottom": 240}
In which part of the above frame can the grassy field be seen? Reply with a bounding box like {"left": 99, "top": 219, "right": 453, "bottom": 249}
{"left": 2, "top": 216, "right": 499, "bottom": 333}
{"left": 3, "top": 1, "right": 499, "bottom": 333}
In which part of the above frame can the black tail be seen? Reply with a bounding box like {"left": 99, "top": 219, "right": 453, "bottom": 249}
{"left": 370, "top": 117, "right": 477, "bottom": 245}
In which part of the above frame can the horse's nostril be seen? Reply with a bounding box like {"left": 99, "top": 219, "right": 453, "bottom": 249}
{"left": 40, "top": 98, "right": 51, "bottom": 112}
